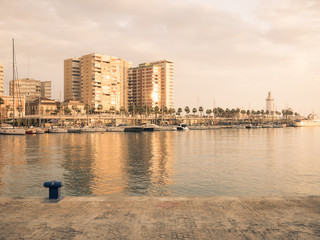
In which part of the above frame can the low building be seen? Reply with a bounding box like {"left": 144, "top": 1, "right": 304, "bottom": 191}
{"left": 61, "top": 99, "right": 86, "bottom": 115}
{"left": 26, "top": 97, "right": 58, "bottom": 116}
{"left": 0, "top": 95, "right": 25, "bottom": 119}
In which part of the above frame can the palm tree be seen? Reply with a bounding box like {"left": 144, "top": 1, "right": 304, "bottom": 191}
{"left": 154, "top": 106, "right": 160, "bottom": 124}
{"left": 199, "top": 106, "right": 203, "bottom": 117}
{"left": 177, "top": 107, "right": 182, "bottom": 116}
{"left": 206, "top": 109, "right": 212, "bottom": 116}
{"left": 184, "top": 106, "right": 190, "bottom": 116}
{"left": 192, "top": 107, "right": 197, "bottom": 116}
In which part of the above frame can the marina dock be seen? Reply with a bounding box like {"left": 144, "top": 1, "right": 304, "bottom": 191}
{"left": 1, "top": 196, "right": 320, "bottom": 239}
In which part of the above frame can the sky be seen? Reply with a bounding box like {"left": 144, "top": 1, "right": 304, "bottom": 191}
{"left": 0, "top": 0, "right": 320, "bottom": 116}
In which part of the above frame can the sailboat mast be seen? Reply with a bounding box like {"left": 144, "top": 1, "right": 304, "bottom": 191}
{"left": 12, "top": 38, "right": 15, "bottom": 123}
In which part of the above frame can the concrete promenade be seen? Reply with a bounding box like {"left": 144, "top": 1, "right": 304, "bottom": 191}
{"left": 1, "top": 196, "right": 320, "bottom": 239}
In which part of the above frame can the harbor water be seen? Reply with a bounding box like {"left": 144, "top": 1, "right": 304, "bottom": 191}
{"left": 0, "top": 127, "right": 320, "bottom": 197}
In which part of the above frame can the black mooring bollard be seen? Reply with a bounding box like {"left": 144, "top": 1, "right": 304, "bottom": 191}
{"left": 43, "top": 180, "right": 63, "bottom": 199}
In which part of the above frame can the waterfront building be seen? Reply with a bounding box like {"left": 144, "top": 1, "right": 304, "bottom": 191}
{"left": 129, "top": 60, "right": 174, "bottom": 109}
{"left": 9, "top": 78, "right": 52, "bottom": 100}
{"left": 25, "top": 97, "right": 58, "bottom": 116}
{"left": 266, "top": 91, "right": 275, "bottom": 113}
{"left": 0, "top": 95, "right": 25, "bottom": 118}
{"left": 64, "top": 54, "right": 132, "bottom": 111}
{"left": 0, "top": 62, "right": 3, "bottom": 95}
{"left": 64, "top": 58, "right": 81, "bottom": 101}
{"left": 61, "top": 99, "right": 85, "bottom": 115}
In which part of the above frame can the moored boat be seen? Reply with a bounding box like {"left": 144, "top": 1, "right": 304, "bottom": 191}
{"left": 25, "top": 129, "right": 37, "bottom": 134}
{"left": 0, "top": 125, "right": 26, "bottom": 135}
{"left": 48, "top": 126, "right": 67, "bottom": 133}
{"left": 124, "top": 126, "right": 144, "bottom": 132}
{"left": 188, "top": 125, "right": 208, "bottom": 130}
{"left": 67, "top": 128, "right": 82, "bottom": 133}
{"left": 35, "top": 128, "right": 45, "bottom": 134}
{"left": 177, "top": 124, "right": 188, "bottom": 131}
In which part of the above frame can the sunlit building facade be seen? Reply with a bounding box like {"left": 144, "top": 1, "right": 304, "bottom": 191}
{"left": 9, "top": 78, "right": 51, "bottom": 100}
{"left": 64, "top": 54, "right": 132, "bottom": 111}
{"left": 266, "top": 91, "right": 275, "bottom": 113}
{"left": 129, "top": 60, "right": 174, "bottom": 109}
{"left": 0, "top": 95, "right": 25, "bottom": 118}
{"left": 0, "top": 62, "right": 3, "bottom": 95}
{"left": 64, "top": 58, "right": 81, "bottom": 101}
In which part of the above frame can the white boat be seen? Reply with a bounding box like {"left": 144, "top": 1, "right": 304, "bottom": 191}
{"left": 231, "top": 125, "right": 246, "bottom": 129}
{"left": 294, "top": 114, "right": 320, "bottom": 127}
{"left": 35, "top": 128, "right": 45, "bottom": 134}
{"left": 188, "top": 125, "right": 208, "bottom": 130}
{"left": 0, "top": 39, "right": 25, "bottom": 136}
{"left": 294, "top": 120, "right": 320, "bottom": 127}
{"left": 0, "top": 125, "right": 25, "bottom": 135}
{"left": 81, "top": 126, "right": 96, "bottom": 132}
{"left": 67, "top": 128, "right": 82, "bottom": 133}
{"left": 94, "top": 127, "right": 106, "bottom": 132}
{"left": 158, "top": 126, "right": 176, "bottom": 131}
{"left": 207, "top": 125, "right": 221, "bottom": 130}
{"left": 48, "top": 127, "right": 67, "bottom": 133}
{"left": 106, "top": 126, "right": 124, "bottom": 132}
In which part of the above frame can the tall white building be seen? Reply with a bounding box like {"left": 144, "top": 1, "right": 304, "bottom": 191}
{"left": 64, "top": 53, "right": 132, "bottom": 111}
{"left": 266, "top": 91, "right": 275, "bottom": 113}
{"left": 129, "top": 60, "right": 174, "bottom": 109}
{"left": 64, "top": 58, "right": 81, "bottom": 101}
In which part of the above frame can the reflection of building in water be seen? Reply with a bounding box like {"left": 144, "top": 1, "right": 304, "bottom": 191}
{"left": 124, "top": 132, "right": 175, "bottom": 196}
{"left": 149, "top": 132, "right": 175, "bottom": 195}
{"left": 0, "top": 137, "right": 27, "bottom": 190}
{"left": 90, "top": 133, "right": 127, "bottom": 195}
{"left": 61, "top": 134, "right": 97, "bottom": 196}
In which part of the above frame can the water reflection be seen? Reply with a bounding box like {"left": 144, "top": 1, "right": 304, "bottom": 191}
{"left": 1, "top": 128, "right": 320, "bottom": 197}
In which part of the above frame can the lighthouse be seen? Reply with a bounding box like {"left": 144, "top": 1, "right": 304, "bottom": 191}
{"left": 266, "top": 91, "right": 274, "bottom": 113}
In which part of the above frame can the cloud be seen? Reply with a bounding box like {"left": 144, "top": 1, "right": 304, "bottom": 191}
{"left": 0, "top": 0, "right": 320, "bottom": 114}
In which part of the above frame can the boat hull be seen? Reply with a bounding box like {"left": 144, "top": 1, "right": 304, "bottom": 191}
{"left": 294, "top": 120, "right": 320, "bottom": 127}
{"left": 0, "top": 128, "right": 26, "bottom": 135}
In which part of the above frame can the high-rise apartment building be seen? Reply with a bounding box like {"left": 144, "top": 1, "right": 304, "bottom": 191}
{"left": 0, "top": 62, "right": 3, "bottom": 95}
{"left": 129, "top": 60, "right": 174, "bottom": 109}
{"left": 64, "top": 53, "right": 132, "bottom": 111}
{"left": 41, "top": 81, "right": 52, "bottom": 99}
{"left": 64, "top": 58, "right": 81, "bottom": 101}
{"left": 9, "top": 78, "right": 52, "bottom": 99}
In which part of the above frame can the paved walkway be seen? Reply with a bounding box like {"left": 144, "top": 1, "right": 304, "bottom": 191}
{"left": 1, "top": 196, "right": 320, "bottom": 239}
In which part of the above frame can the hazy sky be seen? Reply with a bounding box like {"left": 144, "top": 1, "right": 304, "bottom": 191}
{"left": 1, "top": 0, "right": 319, "bottom": 115}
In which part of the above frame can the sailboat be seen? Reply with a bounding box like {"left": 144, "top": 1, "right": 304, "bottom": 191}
{"left": 0, "top": 39, "right": 25, "bottom": 135}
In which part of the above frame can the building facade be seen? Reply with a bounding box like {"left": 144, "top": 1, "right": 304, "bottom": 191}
{"left": 64, "top": 58, "right": 81, "bottom": 101}
{"left": 25, "top": 97, "right": 58, "bottom": 116}
{"left": 0, "top": 95, "right": 25, "bottom": 118}
{"left": 9, "top": 78, "right": 52, "bottom": 100}
{"left": 129, "top": 60, "right": 174, "bottom": 109}
{"left": 266, "top": 91, "right": 275, "bottom": 113}
{"left": 0, "top": 62, "right": 3, "bottom": 95}
{"left": 64, "top": 53, "right": 132, "bottom": 111}
{"left": 41, "top": 81, "right": 52, "bottom": 99}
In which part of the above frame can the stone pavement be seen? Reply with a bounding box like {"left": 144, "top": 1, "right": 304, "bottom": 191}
{"left": 1, "top": 196, "right": 320, "bottom": 239}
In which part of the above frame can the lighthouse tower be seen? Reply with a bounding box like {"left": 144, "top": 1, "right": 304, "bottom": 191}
{"left": 266, "top": 91, "right": 275, "bottom": 113}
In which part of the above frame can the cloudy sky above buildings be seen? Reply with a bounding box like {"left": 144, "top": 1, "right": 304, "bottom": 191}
{"left": 1, "top": 0, "right": 320, "bottom": 115}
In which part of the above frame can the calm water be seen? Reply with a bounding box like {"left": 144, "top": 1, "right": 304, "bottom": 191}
{"left": 1, "top": 128, "right": 320, "bottom": 197}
